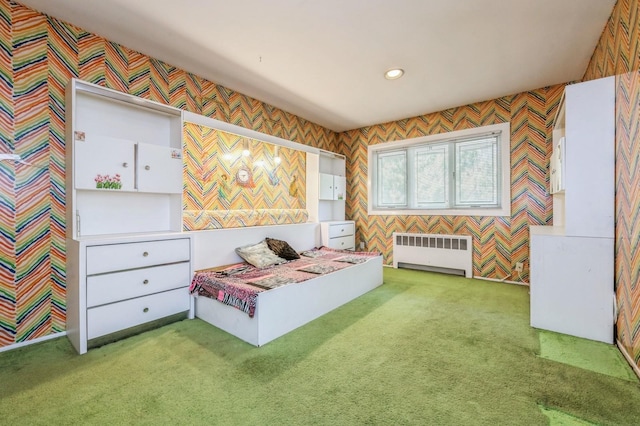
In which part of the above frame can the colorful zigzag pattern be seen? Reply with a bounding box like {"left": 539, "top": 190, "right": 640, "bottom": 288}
{"left": 0, "top": 0, "right": 335, "bottom": 348}
{"left": 2, "top": 0, "right": 638, "bottom": 375}
{"left": 341, "top": 88, "right": 560, "bottom": 281}
{"left": 583, "top": 0, "right": 640, "bottom": 370}
{"left": 183, "top": 124, "right": 306, "bottom": 214}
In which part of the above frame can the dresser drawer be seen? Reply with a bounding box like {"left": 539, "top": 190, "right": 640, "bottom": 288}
{"left": 87, "top": 262, "right": 190, "bottom": 308}
{"left": 328, "top": 223, "right": 355, "bottom": 238}
{"left": 86, "top": 238, "right": 190, "bottom": 275}
{"left": 87, "top": 288, "right": 190, "bottom": 339}
{"left": 328, "top": 235, "right": 355, "bottom": 250}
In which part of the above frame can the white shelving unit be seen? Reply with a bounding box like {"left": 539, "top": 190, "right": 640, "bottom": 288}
{"left": 65, "top": 79, "right": 193, "bottom": 354}
{"left": 306, "top": 150, "right": 346, "bottom": 222}
{"left": 529, "top": 76, "right": 615, "bottom": 344}
{"left": 306, "top": 150, "right": 353, "bottom": 249}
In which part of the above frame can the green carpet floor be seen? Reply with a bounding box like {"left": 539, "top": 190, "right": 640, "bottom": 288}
{"left": 538, "top": 330, "right": 638, "bottom": 382}
{"left": 1, "top": 268, "right": 639, "bottom": 425}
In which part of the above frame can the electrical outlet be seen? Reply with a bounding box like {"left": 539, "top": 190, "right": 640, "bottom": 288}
{"left": 515, "top": 262, "right": 524, "bottom": 272}
{"left": 359, "top": 241, "right": 365, "bottom": 250}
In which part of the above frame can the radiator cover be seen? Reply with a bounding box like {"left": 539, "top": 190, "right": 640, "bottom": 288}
{"left": 392, "top": 232, "right": 473, "bottom": 278}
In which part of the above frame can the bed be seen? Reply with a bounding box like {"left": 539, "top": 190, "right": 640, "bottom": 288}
{"left": 189, "top": 223, "right": 383, "bottom": 346}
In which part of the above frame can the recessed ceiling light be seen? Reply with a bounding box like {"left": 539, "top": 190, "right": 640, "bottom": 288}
{"left": 384, "top": 68, "right": 404, "bottom": 80}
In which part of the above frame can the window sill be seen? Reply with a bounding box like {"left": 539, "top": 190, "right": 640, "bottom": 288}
{"left": 367, "top": 207, "right": 511, "bottom": 217}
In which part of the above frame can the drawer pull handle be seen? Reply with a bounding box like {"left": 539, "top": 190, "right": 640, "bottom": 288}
{"left": 143, "top": 279, "right": 149, "bottom": 285}
{"left": 143, "top": 307, "right": 149, "bottom": 313}
{"left": 143, "top": 251, "right": 149, "bottom": 257}
{"left": 145, "top": 165, "right": 150, "bottom": 171}
{"left": 122, "top": 162, "right": 128, "bottom": 168}
{"left": 341, "top": 229, "right": 344, "bottom": 232}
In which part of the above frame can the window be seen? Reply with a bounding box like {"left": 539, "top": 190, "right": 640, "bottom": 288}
{"left": 368, "top": 122, "right": 510, "bottom": 217}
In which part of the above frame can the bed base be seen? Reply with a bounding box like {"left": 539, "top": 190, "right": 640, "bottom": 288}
{"left": 194, "top": 256, "right": 383, "bottom": 346}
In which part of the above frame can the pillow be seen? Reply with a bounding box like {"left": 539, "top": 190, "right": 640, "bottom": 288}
{"left": 235, "top": 240, "right": 286, "bottom": 268}
{"left": 265, "top": 237, "right": 300, "bottom": 260}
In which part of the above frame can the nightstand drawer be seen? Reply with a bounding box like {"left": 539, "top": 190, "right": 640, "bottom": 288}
{"left": 87, "top": 262, "right": 190, "bottom": 307}
{"left": 328, "top": 235, "right": 355, "bottom": 250}
{"left": 86, "top": 238, "right": 190, "bottom": 275}
{"left": 328, "top": 223, "right": 355, "bottom": 238}
{"left": 87, "top": 288, "right": 190, "bottom": 339}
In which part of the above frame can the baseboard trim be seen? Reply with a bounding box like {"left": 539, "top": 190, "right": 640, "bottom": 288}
{"left": 0, "top": 331, "right": 66, "bottom": 353}
{"left": 474, "top": 276, "right": 530, "bottom": 286}
{"left": 616, "top": 339, "right": 640, "bottom": 380}
{"left": 386, "top": 265, "right": 530, "bottom": 286}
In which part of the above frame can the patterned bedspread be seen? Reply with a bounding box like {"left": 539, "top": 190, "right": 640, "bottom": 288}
{"left": 189, "top": 247, "right": 380, "bottom": 317}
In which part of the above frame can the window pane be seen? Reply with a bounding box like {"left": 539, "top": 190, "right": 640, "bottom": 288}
{"left": 377, "top": 151, "right": 407, "bottom": 206}
{"left": 455, "top": 138, "right": 498, "bottom": 205}
{"left": 415, "top": 145, "right": 447, "bottom": 206}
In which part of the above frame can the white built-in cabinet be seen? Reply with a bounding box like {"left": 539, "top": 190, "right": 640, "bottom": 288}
{"left": 65, "top": 79, "right": 193, "bottom": 354}
{"left": 319, "top": 173, "right": 346, "bottom": 201}
{"left": 306, "top": 150, "right": 347, "bottom": 222}
{"left": 529, "top": 76, "right": 615, "bottom": 344}
{"left": 306, "top": 150, "right": 352, "bottom": 248}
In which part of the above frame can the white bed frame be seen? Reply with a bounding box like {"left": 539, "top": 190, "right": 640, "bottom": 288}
{"left": 189, "top": 223, "right": 383, "bottom": 346}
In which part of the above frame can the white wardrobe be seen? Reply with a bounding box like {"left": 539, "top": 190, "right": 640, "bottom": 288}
{"left": 529, "top": 76, "right": 615, "bottom": 344}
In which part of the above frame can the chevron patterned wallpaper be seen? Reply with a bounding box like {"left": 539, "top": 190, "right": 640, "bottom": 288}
{"left": 183, "top": 123, "right": 306, "bottom": 212}
{"left": 340, "top": 86, "right": 563, "bottom": 282}
{"left": 583, "top": 0, "right": 640, "bottom": 371}
{"left": 0, "top": 0, "right": 336, "bottom": 349}
{"left": 0, "top": 0, "right": 634, "bottom": 364}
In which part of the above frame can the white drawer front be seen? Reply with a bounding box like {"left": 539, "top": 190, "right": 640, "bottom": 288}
{"left": 87, "top": 238, "right": 190, "bottom": 275}
{"left": 87, "top": 288, "right": 190, "bottom": 339}
{"left": 328, "top": 235, "right": 355, "bottom": 250}
{"left": 87, "top": 262, "right": 190, "bottom": 308}
{"left": 328, "top": 222, "right": 355, "bottom": 238}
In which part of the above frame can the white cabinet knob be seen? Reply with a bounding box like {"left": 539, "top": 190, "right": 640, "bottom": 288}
{"left": 122, "top": 162, "right": 128, "bottom": 168}
{"left": 145, "top": 165, "right": 150, "bottom": 171}
{"left": 143, "top": 307, "right": 149, "bottom": 313}
{"left": 143, "top": 279, "right": 149, "bottom": 285}
{"left": 143, "top": 251, "right": 149, "bottom": 257}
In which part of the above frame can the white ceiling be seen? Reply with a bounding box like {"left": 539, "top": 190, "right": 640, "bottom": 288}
{"left": 20, "top": 0, "right": 615, "bottom": 132}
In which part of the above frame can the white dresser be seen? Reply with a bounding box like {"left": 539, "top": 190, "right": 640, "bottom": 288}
{"left": 321, "top": 221, "right": 355, "bottom": 251}
{"left": 69, "top": 234, "right": 192, "bottom": 353}
{"left": 65, "top": 79, "right": 193, "bottom": 354}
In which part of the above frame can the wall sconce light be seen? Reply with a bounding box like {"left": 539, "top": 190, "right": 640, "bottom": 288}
{"left": 242, "top": 139, "right": 251, "bottom": 157}
{"left": 223, "top": 153, "right": 233, "bottom": 161}
{"left": 274, "top": 146, "right": 281, "bottom": 165}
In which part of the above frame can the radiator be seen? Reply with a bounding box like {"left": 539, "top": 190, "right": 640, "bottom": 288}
{"left": 392, "top": 233, "right": 473, "bottom": 278}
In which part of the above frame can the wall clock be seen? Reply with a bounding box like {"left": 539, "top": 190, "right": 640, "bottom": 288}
{"left": 236, "top": 166, "right": 255, "bottom": 188}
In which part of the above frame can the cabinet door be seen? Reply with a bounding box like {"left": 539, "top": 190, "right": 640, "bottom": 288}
{"left": 319, "top": 173, "right": 335, "bottom": 200}
{"left": 74, "top": 134, "right": 135, "bottom": 191}
{"left": 137, "top": 142, "right": 183, "bottom": 193}
{"left": 333, "top": 176, "right": 346, "bottom": 200}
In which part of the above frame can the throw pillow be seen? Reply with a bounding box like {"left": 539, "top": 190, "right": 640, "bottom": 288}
{"left": 265, "top": 237, "right": 300, "bottom": 260}
{"left": 235, "top": 240, "right": 286, "bottom": 268}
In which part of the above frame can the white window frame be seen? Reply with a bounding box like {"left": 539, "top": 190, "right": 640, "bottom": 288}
{"left": 367, "top": 122, "right": 511, "bottom": 217}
